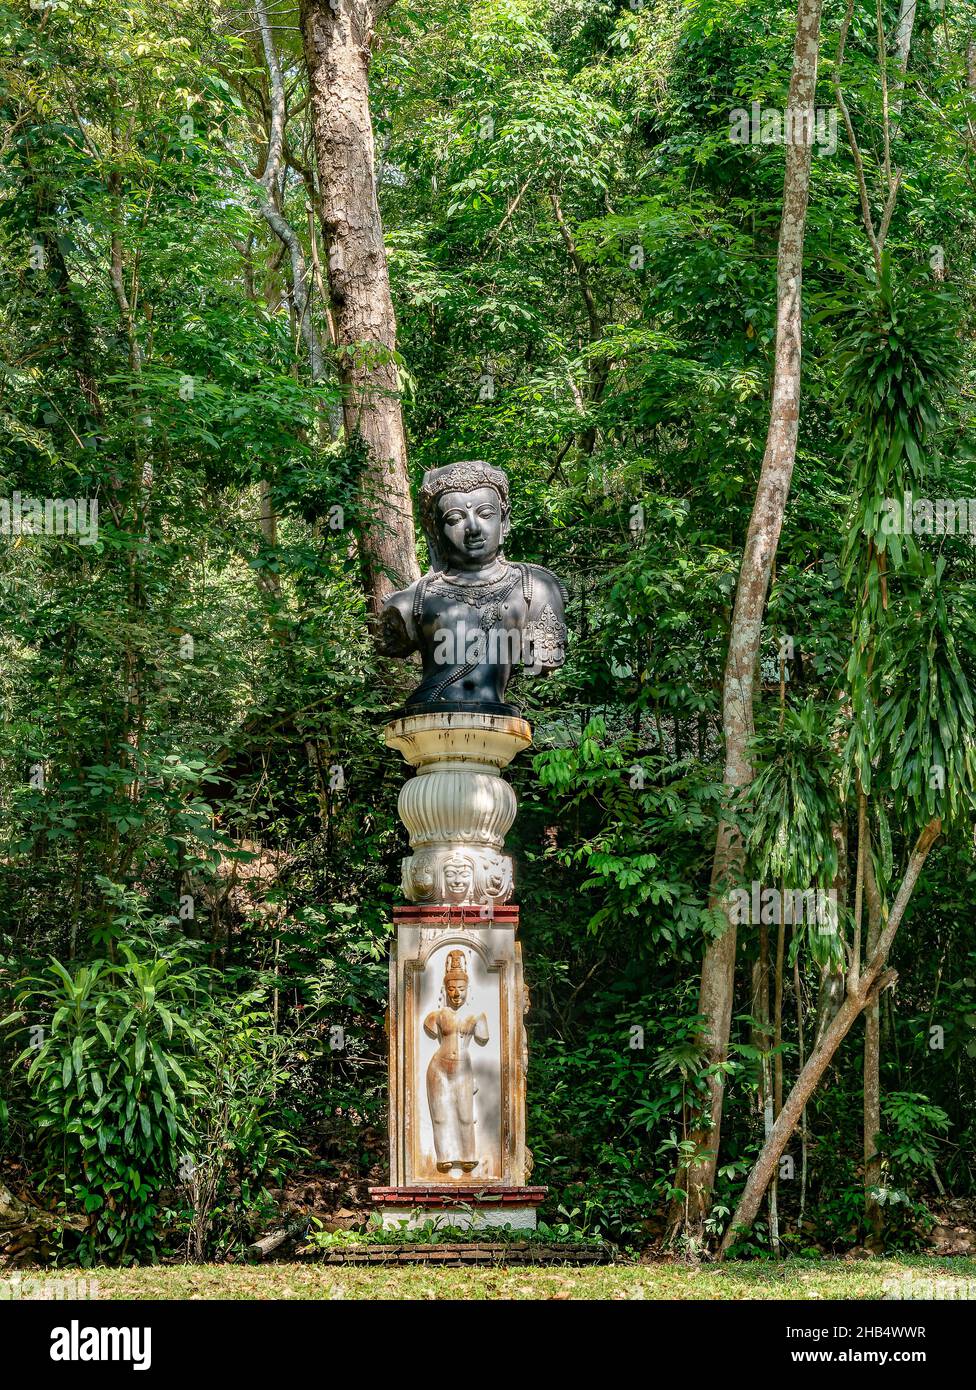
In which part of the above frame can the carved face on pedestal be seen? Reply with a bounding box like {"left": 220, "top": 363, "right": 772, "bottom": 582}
{"left": 445, "top": 977, "right": 467, "bottom": 1010}
{"left": 443, "top": 855, "right": 475, "bottom": 902}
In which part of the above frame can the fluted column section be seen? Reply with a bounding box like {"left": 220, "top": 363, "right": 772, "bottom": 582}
{"left": 384, "top": 713, "right": 531, "bottom": 905}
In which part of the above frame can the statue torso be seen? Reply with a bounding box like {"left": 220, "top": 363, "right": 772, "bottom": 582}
{"left": 426, "top": 1009, "right": 486, "bottom": 1067}
{"left": 380, "top": 559, "right": 567, "bottom": 715}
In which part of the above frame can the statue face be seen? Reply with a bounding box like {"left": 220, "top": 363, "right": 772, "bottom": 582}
{"left": 445, "top": 979, "right": 467, "bottom": 1009}
{"left": 443, "top": 859, "right": 474, "bottom": 899}
{"left": 435, "top": 487, "right": 508, "bottom": 571}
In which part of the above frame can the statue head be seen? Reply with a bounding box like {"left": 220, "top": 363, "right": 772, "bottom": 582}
{"left": 443, "top": 948, "right": 469, "bottom": 1010}
{"left": 419, "top": 462, "right": 510, "bottom": 572}
{"left": 442, "top": 853, "right": 475, "bottom": 903}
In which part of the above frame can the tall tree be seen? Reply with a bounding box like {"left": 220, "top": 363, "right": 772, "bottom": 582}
{"left": 673, "top": 0, "right": 826, "bottom": 1240}
{"left": 299, "top": 0, "right": 420, "bottom": 614}
{"left": 718, "top": 818, "right": 943, "bottom": 1257}
{"left": 831, "top": 0, "right": 906, "bottom": 1242}
{"left": 719, "top": 239, "right": 971, "bottom": 1256}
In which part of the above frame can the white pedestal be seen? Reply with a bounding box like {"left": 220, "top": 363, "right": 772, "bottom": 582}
{"left": 374, "top": 713, "right": 543, "bottom": 1217}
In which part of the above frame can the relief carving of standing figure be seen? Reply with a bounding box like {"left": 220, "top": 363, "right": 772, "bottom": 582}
{"left": 424, "top": 950, "right": 489, "bottom": 1172}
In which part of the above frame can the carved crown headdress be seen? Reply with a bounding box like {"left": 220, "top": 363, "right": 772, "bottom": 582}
{"left": 418, "top": 462, "right": 509, "bottom": 542}
{"left": 444, "top": 949, "right": 468, "bottom": 984}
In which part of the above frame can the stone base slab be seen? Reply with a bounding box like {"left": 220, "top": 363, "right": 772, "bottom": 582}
{"left": 370, "top": 1185, "right": 547, "bottom": 1231}
{"left": 318, "top": 1242, "right": 610, "bottom": 1265}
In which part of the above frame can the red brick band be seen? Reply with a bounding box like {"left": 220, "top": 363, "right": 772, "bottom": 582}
{"left": 392, "top": 905, "right": 520, "bottom": 927}
{"left": 370, "top": 1185, "right": 546, "bottom": 1207}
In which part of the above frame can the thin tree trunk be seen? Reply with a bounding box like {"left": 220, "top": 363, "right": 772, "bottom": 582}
{"left": 863, "top": 850, "right": 885, "bottom": 1248}
{"left": 550, "top": 193, "right": 608, "bottom": 454}
{"left": 299, "top": 0, "right": 420, "bottom": 615}
{"left": 718, "top": 818, "right": 940, "bottom": 1259}
{"left": 107, "top": 114, "right": 149, "bottom": 814}
{"left": 770, "top": 892, "right": 786, "bottom": 1254}
{"left": 814, "top": 820, "right": 848, "bottom": 1046}
{"left": 794, "top": 956, "right": 808, "bottom": 1225}
{"left": 891, "top": 0, "right": 917, "bottom": 122}
{"left": 672, "top": 0, "right": 825, "bottom": 1239}
{"left": 251, "top": 0, "right": 333, "bottom": 449}
{"left": 833, "top": 0, "right": 901, "bottom": 275}
{"left": 774, "top": 899, "right": 785, "bottom": 1119}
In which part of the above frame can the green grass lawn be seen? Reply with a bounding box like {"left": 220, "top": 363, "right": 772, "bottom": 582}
{"left": 13, "top": 1255, "right": 976, "bottom": 1300}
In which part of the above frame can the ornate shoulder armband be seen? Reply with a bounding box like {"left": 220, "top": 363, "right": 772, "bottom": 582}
{"left": 525, "top": 602, "right": 566, "bottom": 671}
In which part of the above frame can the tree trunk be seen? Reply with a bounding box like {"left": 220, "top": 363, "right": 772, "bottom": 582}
{"left": 671, "top": 0, "right": 825, "bottom": 1239}
{"left": 863, "top": 851, "right": 885, "bottom": 1247}
{"left": 770, "top": 899, "right": 785, "bottom": 1254}
{"left": 814, "top": 820, "right": 848, "bottom": 1047}
{"left": 718, "top": 818, "right": 940, "bottom": 1259}
{"left": 753, "top": 920, "right": 781, "bottom": 1253}
{"left": 794, "top": 955, "right": 809, "bottom": 1223}
{"left": 299, "top": 0, "right": 420, "bottom": 615}
{"left": 890, "top": 0, "right": 917, "bottom": 121}
{"left": 894, "top": 0, "right": 916, "bottom": 68}
{"left": 253, "top": 0, "right": 329, "bottom": 420}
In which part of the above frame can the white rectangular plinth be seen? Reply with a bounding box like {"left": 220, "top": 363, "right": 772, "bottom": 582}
{"left": 375, "top": 1205, "right": 538, "bottom": 1231}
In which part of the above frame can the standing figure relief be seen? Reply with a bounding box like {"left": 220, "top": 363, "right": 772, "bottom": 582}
{"left": 424, "top": 950, "right": 489, "bottom": 1172}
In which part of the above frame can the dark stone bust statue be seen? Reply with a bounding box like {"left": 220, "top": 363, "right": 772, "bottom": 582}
{"left": 377, "top": 461, "right": 568, "bottom": 716}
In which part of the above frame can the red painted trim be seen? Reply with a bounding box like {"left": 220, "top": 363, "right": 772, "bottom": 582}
{"left": 369, "top": 1185, "right": 547, "bottom": 1206}
{"left": 392, "top": 905, "right": 520, "bottom": 926}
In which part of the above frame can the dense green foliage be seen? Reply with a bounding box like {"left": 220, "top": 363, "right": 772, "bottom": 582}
{"left": 1, "top": 0, "right": 975, "bottom": 1262}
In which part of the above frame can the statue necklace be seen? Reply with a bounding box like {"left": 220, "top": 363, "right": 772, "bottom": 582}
{"left": 414, "top": 560, "right": 534, "bottom": 633}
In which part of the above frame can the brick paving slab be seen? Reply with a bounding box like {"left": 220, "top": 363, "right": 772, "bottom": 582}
{"left": 318, "top": 1242, "right": 613, "bottom": 1266}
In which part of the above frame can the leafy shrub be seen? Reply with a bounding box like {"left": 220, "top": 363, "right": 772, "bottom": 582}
{"left": 7, "top": 949, "right": 206, "bottom": 1263}
{"left": 177, "top": 989, "right": 308, "bottom": 1259}
{"left": 4, "top": 951, "right": 307, "bottom": 1264}
{"left": 308, "top": 1215, "right": 607, "bottom": 1248}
